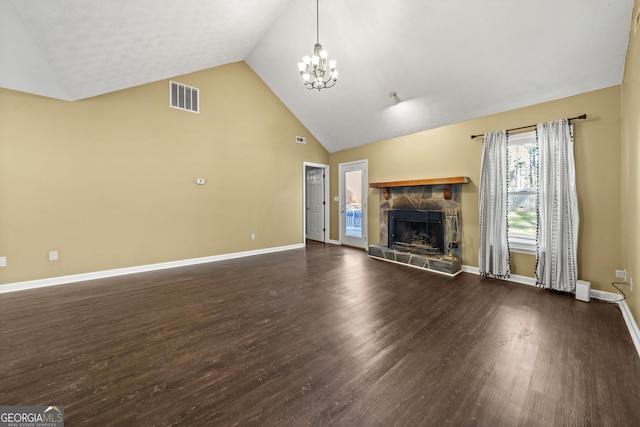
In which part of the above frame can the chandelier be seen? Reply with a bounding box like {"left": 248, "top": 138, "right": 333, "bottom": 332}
{"left": 297, "top": 0, "right": 337, "bottom": 90}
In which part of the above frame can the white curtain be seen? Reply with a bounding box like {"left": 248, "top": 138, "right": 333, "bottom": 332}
{"left": 536, "top": 120, "right": 579, "bottom": 293}
{"left": 479, "top": 130, "right": 510, "bottom": 278}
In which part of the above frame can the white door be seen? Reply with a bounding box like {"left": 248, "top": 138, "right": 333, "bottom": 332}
{"left": 339, "top": 160, "right": 368, "bottom": 248}
{"left": 306, "top": 168, "right": 325, "bottom": 242}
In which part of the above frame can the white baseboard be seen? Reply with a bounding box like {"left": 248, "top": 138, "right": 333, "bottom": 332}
{"left": 461, "top": 264, "right": 640, "bottom": 358}
{"left": 619, "top": 300, "right": 640, "bottom": 358}
{"left": 589, "top": 288, "right": 621, "bottom": 303}
{"left": 462, "top": 265, "right": 624, "bottom": 297}
{"left": 461, "top": 265, "right": 480, "bottom": 274}
{"left": 328, "top": 239, "right": 341, "bottom": 245}
{"left": 0, "top": 243, "right": 304, "bottom": 295}
{"left": 584, "top": 290, "right": 640, "bottom": 358}
{"left": 461, "top": 265, "right": 536, "bottom": 286}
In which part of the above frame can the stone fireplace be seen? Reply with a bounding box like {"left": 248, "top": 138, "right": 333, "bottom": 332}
{"left": 368, "top": 177, "right": 468, "bottom": 275}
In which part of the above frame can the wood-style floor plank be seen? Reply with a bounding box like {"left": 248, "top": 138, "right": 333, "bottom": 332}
{"left": 1, "top": 241, "right": 639, "bottom": 426}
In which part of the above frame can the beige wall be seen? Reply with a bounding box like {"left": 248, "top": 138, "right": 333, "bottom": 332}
{"left": 0, "top": 61, "right": 329, "bottom": 285}
{"left": 622, "top": 0, "right": 640, "bottom": 324}
{"left": 329, "top": 86, "right": 621, "bottom": 292}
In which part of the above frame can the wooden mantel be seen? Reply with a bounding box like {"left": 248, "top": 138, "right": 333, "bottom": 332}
{"left": 369, "top": 176, "right": 469, "bottom": 188}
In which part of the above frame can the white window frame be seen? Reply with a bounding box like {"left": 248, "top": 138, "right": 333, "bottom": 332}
{"left": 507, "top": 131, "right": 537, "bottom": 255}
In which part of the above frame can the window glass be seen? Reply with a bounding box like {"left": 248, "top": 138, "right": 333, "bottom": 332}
{"left": 507, "top": 131, "right": 537, "bottom": 239}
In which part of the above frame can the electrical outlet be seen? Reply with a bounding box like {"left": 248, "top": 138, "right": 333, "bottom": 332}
{"left": 630, "top": 277, "right": 633, "bottom": 292}
{"left": 49, "top": 251, "right": 58, "bottom": 261}
{"left": 250, "top": 233, "right": 256, "bottom": 240}
{"left": 616, "top": 269, "right": 626, "bottom": 280}
{"left": 0, "top": 256, "right": 6, "bottom": 267}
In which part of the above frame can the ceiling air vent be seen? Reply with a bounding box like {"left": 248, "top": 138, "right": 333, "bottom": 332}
{"left": 170, "top": 81, "right": 199, "bottom": 113}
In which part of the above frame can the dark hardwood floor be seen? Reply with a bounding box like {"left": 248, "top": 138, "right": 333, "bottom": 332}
{"left": 1, "top": 241, "right": 639, "bottom": 426}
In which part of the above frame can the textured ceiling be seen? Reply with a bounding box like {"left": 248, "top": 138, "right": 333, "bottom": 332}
{"left": 0, "top": 0, "right": 634, "bottom": 153}
{"left": 0, "top": 0, "right": 292, "bottom": 100}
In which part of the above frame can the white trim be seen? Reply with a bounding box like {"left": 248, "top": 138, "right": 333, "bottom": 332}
{"left": 619, "top": 300, "right": 640, "bottom": 358}
{"left": 589, "top": 289, "right": 621, "bottom": 303}
{"left": 461, "top": 265, "right": 480, "bottom": 274}
{"left": 505, "top": 273, "right": 537, "bottom": 287}
{"left": 508, "top": 130, "right": 536, "bottom": 144}
{"left": 338, "top": 159, "right": 368, "bottom": 249}
{"left": 336, "top": 159, "right": 370, "bottom": 167}
{"left": 462, "top": 264, "right": 640, "bottom": 358}
{"left": 508, "top": 235, "right": 537, "bottom": 255}
{"left": 328, "top": 239, "right": 342, "bottom": 245}
{"left": 303, "top": 162, "right": 330, "bottom": 244}
{"left": 0, "top": 244, "right": 303, "bottom": 295}
{"left": 461, "top": 265, "right": 536, "bottom": 286}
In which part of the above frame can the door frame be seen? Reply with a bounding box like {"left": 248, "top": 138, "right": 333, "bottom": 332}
{"left": 338, "top": 159, "right": 368, "bottom": 249}
{"left": 303, "top": 162, "right": 330, "bottom": 245}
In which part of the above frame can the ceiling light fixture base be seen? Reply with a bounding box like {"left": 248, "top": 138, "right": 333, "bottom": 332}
{"left": 389, "top": 91, "right": 401, "bottom": 105}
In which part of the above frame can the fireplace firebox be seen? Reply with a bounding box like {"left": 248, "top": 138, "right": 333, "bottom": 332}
{"left": 388, "top": 210, "right": 444, "bottom": 255}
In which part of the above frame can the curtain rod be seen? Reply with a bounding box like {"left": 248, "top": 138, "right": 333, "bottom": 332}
{"left": 470, "top": 114, "right": 587, "bottom": 140}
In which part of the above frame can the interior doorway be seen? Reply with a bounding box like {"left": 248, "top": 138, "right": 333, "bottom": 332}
{"left": 304, "top": 162, "right": 330, "bottom": 243}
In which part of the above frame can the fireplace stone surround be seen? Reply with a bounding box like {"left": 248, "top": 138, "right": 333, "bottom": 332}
{"left": 368, "top": 177, "right": 467, "bottom": 276}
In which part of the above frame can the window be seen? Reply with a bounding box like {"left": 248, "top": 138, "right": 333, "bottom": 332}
{"left": 507, "top": 131, "right": 537, "bottom": 254}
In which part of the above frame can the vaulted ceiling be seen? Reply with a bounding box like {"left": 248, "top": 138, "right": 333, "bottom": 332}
{"left": 0, "top": 0, "right": 634, "bottom": 152}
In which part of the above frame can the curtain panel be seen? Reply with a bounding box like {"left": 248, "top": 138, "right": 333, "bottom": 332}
{"left": 479, "top": 130, "right": 510, "bottom": 278}
{"left": 536, "top": 120, "right": 579, "bottom": 293}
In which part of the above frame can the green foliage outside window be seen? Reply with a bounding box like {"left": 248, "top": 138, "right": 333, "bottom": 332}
{"left": 508, "top": 132, "right": 538, "bottom": 238}
{"left": 508, "top": 211, "right": 537, "bottom": 236}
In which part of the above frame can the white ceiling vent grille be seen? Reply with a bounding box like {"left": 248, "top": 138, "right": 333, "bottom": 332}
{"left": 170, "top": 81, "right": 199, "bottom": 113}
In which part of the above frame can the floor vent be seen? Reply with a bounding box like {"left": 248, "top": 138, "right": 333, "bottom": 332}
{"left": 170, "top": 81, "right": 199, "bottom": 113}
